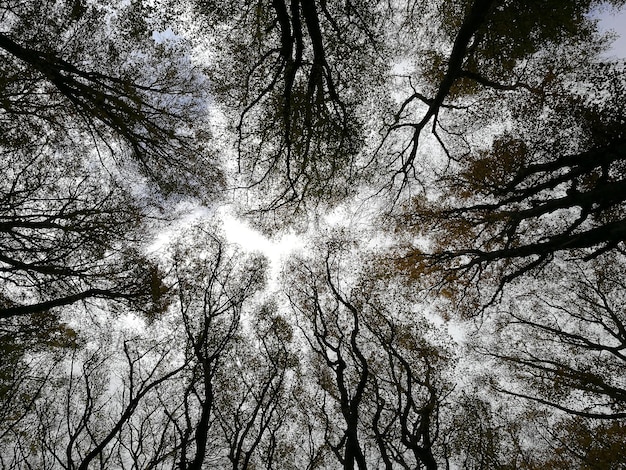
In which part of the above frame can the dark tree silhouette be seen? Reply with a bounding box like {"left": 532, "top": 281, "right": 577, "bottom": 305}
{"left": 286, "top": 243, "right": 453, "bottom": 469}
{"left": 192, "top": 0, "right": 388, "bottom": 217}
{"left": 0, "top": 0, "right": 215, "bottom": 320}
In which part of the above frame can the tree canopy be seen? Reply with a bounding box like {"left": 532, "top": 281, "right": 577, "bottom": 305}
{"left": 1, "top": 0, "right": 626, "bottom": 469}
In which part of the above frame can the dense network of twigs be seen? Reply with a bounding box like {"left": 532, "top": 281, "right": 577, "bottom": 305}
{"left": 1, "top": 0, "right": 626, "bottom": 468}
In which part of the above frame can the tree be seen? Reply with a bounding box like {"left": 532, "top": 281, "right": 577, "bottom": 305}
{"left": 0, "top": 149, "right": 157, "bottom": 319}
{"left": 434, "top": 253, "right": 626, "bottom": 468}
{"left": 391, "top": 56, "right": 626, "bottom": 314}
{"left": 213, "top": 307, "right": 298, "bottom": 470}
{"left": 0, "top": 317, "right": 185, "bottom": 470}
{"left": 444, "top": 392, "right": 626, "bottom": 469}
{"left": 0, "top": 223, "right": 295, "bottom": 470}
{"left": 381, "top": 0, "right": 623, "bottom": 177}
{"left": 541, "top": 416, "right": 626, "bottom": 469}
{"left": 285, "top": 239, "right": 454, "bottom": 469}
{"left": 159, "top": 224, "right": 268, "bottom": 469}
{"left": 183, "top": 0, "right": 391, "bottom": 219}
{"left": 444, "top": 391, "right": 537, "bottom": 470}
{"left": 375, "top": 2, "right": 626, "bottom": 462}
{"left": 0, "top": 0, "right": 219, "bottom": 196}
{"left": 288, "top": 253, "right": 371, "bottom": 470}
{"left": 0, "top": 311, "right": 77, "bottom": 466}
{"left": 483, "top": 256, "right": 626, "bottom": 420}
{"left": 0, "top": 0, "right": 214, "bottom": 320}
{"left": 3, "top": 0, "right": 626, "bottom": 467}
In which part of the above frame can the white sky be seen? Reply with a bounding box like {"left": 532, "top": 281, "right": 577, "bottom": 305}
{"left": 221, "top": 213, "right": 304, "bottom": 284}
{"left": 147, "top": 202, "right": 304, "bottom": 290}
{"left": 597, "top": 5, "right": 626, "bottom": 57}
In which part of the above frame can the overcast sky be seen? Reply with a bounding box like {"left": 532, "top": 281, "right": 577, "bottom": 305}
{"left": 597, "top": 6, "right": 626, "bottom": 57}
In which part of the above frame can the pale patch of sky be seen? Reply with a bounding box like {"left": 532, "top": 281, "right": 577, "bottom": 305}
{"left": 151, "top": 27, "right": 181, "bottom": 44}
{"left": 596, "top": 4, "right": 626, "bottom": 58}
{"left": 146, "top": 202, "right": 304, "bottom": 289}
{"left": 222, "top": 214, "right": 305, "bottom": 286}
